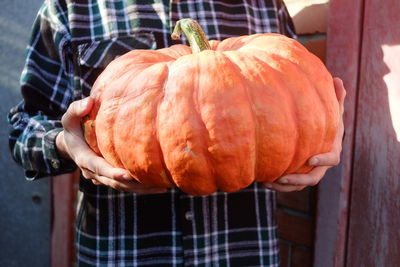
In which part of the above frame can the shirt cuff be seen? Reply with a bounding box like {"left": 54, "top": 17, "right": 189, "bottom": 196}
{"left": 25, "top": 128, "right": 77, "bottom": 180}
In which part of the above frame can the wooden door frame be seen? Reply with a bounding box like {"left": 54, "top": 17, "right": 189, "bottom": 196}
{"left": 313, "top": 0, "right": 365, "bottom": 266}
{"left": 51, "top": 171, "right": 79, "bottom": 267}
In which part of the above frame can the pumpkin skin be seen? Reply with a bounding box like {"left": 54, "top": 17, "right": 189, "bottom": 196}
{"left": 82, "top": 33, "right": 340, "bottom": 195}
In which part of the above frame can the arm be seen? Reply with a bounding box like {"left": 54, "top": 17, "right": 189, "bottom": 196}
{"left": 9, "top": 2, "right": 166, "bottom": 194}
{"left": 7, "top": 3, "right": 76, "bottom": 179}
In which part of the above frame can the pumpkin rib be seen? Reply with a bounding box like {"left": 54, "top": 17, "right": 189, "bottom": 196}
{"left": 286, "top": 49, "right": 338, "bottom": 160}
{"left": 266, "top": 53, "right": 328, "bottom": 174}
{"left": 111, "top": 62, "right": 175, "bottom": 188}
{"left": 223, "top": 50, "right": 297, "bottom": 181}
{"left": 261, "top": 45, "right": 337, "bottom": 172}
{"left": 89, "top": 50, "right": 179, "bottom": 186}
{"left": 287, "top": 52, "right": 331, "bottom": 172}
{"left": 189, "top": 51, "right": 241, "bottom": 188}
{"left": 196, "top": 50, "right": 256, "bottom": 192}
{"left": 86, "top": 51, "right": 177, "bottom": 159}
{"left": 222, "top": 33, "right": 330, "bottom": 172}
{"left": 157, "top": 54, "right": 217, "bottom": 195}
{"left": 92, "top": 50, "right": 176, "bottom": 100}
{"left": 290, "top": 63, "right": 327, "bottom": 173}
{"left": 214, "top": 35, "right": 248, "bottom": 51}
{"left": 236, "top": 34, "right": 309, "bottom": 56}
{"left": 191, "top": 52, "right": 216, "bottom": 177}
{"left": 236, "top": 42, "right": 334, "bottom": 175}
{"left": 219, "top": 51, "right": 260, "bottom": 183}
{"left": 188, "top": 55, "right": 219, "bottom": 192}
{"left": 154, "top": 62, "right": 178, "bottom": 188}
{"left": 95, "top": 66, "right": 148, "bottom": 169}
{"left": 157, "top": 44, "right": 192, "bottom": 58}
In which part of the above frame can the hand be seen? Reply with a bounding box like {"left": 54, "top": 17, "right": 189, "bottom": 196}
{"left": 56, "top": 97, "right": 167, "bottom": 194}
{"left": 261, "top": 77, "right": 346, "bottom": 192}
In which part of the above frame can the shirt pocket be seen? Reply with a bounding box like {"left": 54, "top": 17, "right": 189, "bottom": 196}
{"left": 74, "top": 33, "right": 156, "bottom": 97}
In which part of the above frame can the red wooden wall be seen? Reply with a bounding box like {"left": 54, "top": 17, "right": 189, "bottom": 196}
{"left": 315, "top": 0, "right": 400, "bottom": 266}
{"left": 51, "top": 172, "right": 79, "bottom": 267}
{"left": 346, "top": 0, "right": 400, "bottom": 265}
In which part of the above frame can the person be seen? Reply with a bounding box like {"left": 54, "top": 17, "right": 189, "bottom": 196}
{"left": 8, "top": 0, "right": 345, "bottom": 266}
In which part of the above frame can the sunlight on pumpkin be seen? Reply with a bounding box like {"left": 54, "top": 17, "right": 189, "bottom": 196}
{"left": 382, "top": 44, "right": 400, "bottom": 142}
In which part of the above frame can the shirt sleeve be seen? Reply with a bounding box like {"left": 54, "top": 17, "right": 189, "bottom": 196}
{"left": 8, "top": 2, "right": 77, "bottom": 180}
{"left": 277, "top": 0, "right": 297, "bottom": 39}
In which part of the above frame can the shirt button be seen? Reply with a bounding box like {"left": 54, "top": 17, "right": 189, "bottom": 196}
{"left": 185, "top": 211, "right": 194, "bottom": 221}
{"left": 50, "top": 159, "right": 59, "bottom": 169}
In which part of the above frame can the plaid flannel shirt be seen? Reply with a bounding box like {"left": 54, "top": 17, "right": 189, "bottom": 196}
{"left": 8, "top": 0, "right": 296, "bottom": 266}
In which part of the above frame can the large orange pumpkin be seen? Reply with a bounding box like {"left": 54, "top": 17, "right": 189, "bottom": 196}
{"left": 83, "top": 19, "right": 340, "bottom": 195}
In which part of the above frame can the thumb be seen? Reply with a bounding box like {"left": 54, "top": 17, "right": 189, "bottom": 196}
{"left": 73, "top": 97, "right": 93, "bottom": 117}
{"left": 333, "top": 78, "right": 346, "bottom": 106}
{"left": 62, "top": 97, "right": 94, "bottom": 128}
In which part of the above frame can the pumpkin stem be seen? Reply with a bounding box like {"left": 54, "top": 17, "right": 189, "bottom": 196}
{"left": 171, "top": 19, "right": 211, "bottom": 53}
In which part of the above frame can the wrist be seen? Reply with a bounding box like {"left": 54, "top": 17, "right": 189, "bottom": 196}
{"left": 55, "top": 130, "right": 71, "bottom": 160}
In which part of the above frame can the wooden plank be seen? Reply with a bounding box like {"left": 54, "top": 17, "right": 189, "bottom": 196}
{"left": 346, "top": 0, "right": 400, "bottom": 265}
{"left": 284, "top": 0, "right": 329, "bottom": 34}
{"left": 51, "top": 171, "right": 79, "bottom": 267}
{"left": 313, "top": 0, "right": 364, "bottom": 266}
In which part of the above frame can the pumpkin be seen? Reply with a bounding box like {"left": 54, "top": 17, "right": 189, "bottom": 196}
{"left": 83, "top": 19, "right": 340, "bottom": 195}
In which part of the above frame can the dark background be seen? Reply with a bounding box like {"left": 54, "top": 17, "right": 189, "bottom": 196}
{"left": 0, "top": 1, "right": 51, "bottom": 266}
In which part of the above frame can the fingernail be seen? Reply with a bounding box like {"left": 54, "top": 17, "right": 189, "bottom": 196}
{"left": 122, "top": 173, "right": 131, "bottom": 180}
{"left": 278, "top": 178, "right": 289, "bottom": 184}
{"left": 114, "top": 168, "right": 131, "bottom": 179}
{"left": 79, "top": 98, "right": 90, "bottom": 113}
{"left": 309, "top": 158, "right": 319, "bottom": 165}
{"left": 81, "top": 97, "right": 89, "bottom": 107}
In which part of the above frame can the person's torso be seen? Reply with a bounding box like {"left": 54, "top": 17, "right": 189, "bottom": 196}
{"left": 64, "top": 0, "right": 282, "bottom": 97}
{"left": 68, "top": 2, "right": 285, "bottom": 265}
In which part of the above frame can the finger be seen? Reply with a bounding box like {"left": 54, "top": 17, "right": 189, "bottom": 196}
{"left": 308, "top": 109, "right": 345, "bottom": 167}
{"left": 333, "top": 77, "right": 346, "bottom": 107}
{"left": 83, "top": 168, "right": 167, "bottom": 193}
{"left": 82, "top": 169, "right": 111, "bottom": 186}
{"left": 262, "top": 182, "right": 306, "bottom": 192}
{"left": 308, "top": 152, "right": 340, "bottom": 167}
{"left": 62, "top": 97, "right": 94, "bottom": 128}
{"left": 93, "top": 174, "right": 167, "bottom": 194}
{"left": 64, "top": 128, "right": 132, "bottom": 181}
{"left": 311, "top": 111, "right": 345, "bottom": 165}
{"left": 92, "top": 179, "right": 102, "bottom": 185}
{"left": 79, "top": 155, "right": 131, "bottom": 181}
{"left": 275, "top": 166, "right": 329, "bottom": 186}
{"left": 81, "top": 169, "right": 94, "bottom": 180}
